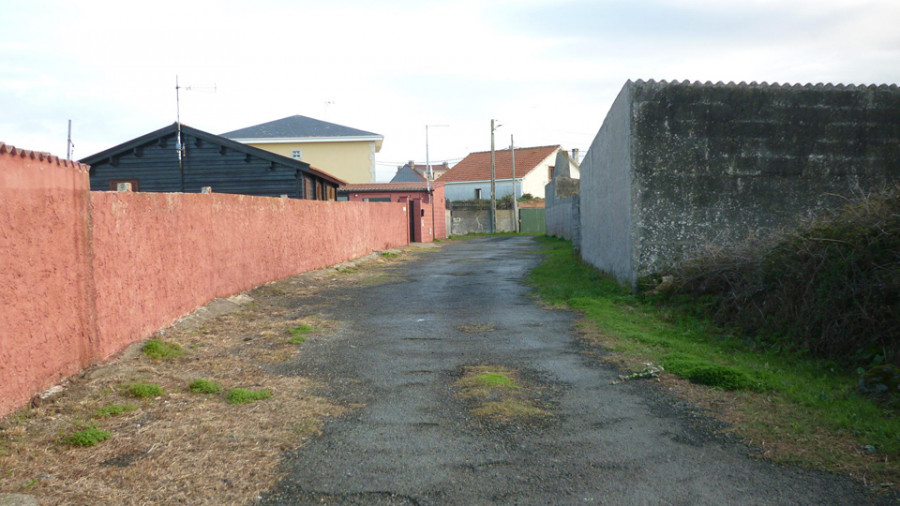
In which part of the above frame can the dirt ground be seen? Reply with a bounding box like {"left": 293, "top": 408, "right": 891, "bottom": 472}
{"left": 0, "top": 248, "right": 425, "bottom": 505}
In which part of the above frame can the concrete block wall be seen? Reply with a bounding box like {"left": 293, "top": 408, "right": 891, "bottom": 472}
{"left": 0, "top": 145, "right": 409, "bottom": 417}
{"left": 579, "top": 79, "right": 900, "bottom": 285}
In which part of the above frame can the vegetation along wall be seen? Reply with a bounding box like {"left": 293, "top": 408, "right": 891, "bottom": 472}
{"left": 0, "top": 144, "right": 408, "bottom": 417}
{"left": 579, "top": 79, "right": 900, "bottom": 285}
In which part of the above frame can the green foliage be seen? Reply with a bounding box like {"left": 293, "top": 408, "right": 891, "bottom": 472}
{"left": 125, "top": 382, "right": 164, "bottom": 399}
{"left": 64, "top": 426, "right": 111, "bottom": 447}
{"left": 471, "top": 373, "right": 521, "bottom": 389}
{"left": 661, "top": 354, "right": 769, "bottom": 391}
{"left": 92, "top": 403, "right": 137, "bottom": 418}
{"left": 528, "top": 235, "right": 900, "bottom": 455}
{"left": 188, "top": 379, "right": 223, "bottom": 394}
{"left": 142, "top": 338, "right": 185, "bottom": 360}
{"left": 225, "top": 388, "right": 272, "bottom": 405}
{"left": 660, "top": 186, "right": 900, "bottom": 368}
{"left": 287, "top": 324, "right": 313, "bottom": 344}
{"left": 380, "top": 252, "right": 400, "bottom": 258}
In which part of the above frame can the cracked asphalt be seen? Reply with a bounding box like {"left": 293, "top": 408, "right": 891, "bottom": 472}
{"left": 261, "top": 236, "right": 890, "bottom": 505}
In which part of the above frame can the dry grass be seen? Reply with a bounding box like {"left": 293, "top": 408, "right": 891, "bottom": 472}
{"left": 456, "top": 365, "right": 549, "bottom": 422}
{"left": 577, "top": 319, "right": 900, "bottom": 491}
{"left": 0, "top": 247, "right": 428, "bottom": 504}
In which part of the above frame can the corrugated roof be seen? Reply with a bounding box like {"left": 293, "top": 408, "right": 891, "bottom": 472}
{"left": 222, "top": 115, "right": 382, "bottom": 140}
{"left": 340, "top": 182, "right": 442, "bottom": 193}
{"left": 438, "top": 145, "right": 559, "bottom": 182}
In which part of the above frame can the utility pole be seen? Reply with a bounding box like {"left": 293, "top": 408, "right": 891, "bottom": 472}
{"left": 66, "top": 120, "right": 73, "bottom": 160}
{"left": 425, "top": 124, "right": 448, "bottom": 240}
{"left": 511, "top": 134, "right": 518, "bottom": 232}
{"left": 490, "top": 119, "right": 498, "bottom": 233}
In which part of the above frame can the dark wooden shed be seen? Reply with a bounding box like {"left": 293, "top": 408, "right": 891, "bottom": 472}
{"left": 81, "top": 123, "right": 344, "bottom": 200}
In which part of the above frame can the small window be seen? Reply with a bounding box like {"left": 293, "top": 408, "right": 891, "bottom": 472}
{"left": 549, "top": 166, "right": 555, "bottom": 179}
{"left": 474, "top": 188, "right": 482, "bottom": 200}
{"left": 291, "top": 149, "right": 302, "bottom": 160}
{"left": 109, "top": 179, "right": 140, "bottom": 191}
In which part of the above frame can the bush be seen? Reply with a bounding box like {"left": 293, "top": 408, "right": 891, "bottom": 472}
{"left": 65, "top": 426, "right": 111, "bottom": 447}
{"left": 659, "top": 186, "right": 900, "bottom": 368}
{"left": 126, "top": 382, "right": 164, "bottom": 399}
{"left": 662, "top": 354, "right": 768, "bottom": 391}
{"left": 143, "top": 339, "right": 185, "bottom": 360}
{"left": 188, "top": 379, "right": 222, "bottom": 394}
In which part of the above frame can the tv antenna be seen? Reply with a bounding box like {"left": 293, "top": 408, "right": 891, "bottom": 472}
{"left": 174, "top": 75, "right": 217, "bottom": 190}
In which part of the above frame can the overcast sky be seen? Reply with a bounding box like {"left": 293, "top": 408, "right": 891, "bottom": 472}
{"left": 2, "top": 0, "right": 898, "bottom": 181}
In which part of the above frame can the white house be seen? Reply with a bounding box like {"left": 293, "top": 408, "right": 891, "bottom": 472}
{"left": 438, "top": 145, "right": 579, "bottom": 201}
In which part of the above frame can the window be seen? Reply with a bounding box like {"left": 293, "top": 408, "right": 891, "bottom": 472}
{"left": 291, "top": 149, "right": 302, "bottom": 160}
{"left": 549, "top": 165, "right": 555, "bottom": 180}
{"left": 474, "top": 188, "right": 482, "bottom": 200}
{"left": 109, "top": 179, "right": 140, "bottom": 191}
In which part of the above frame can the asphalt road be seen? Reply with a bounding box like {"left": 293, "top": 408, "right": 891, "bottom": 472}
{"left": 262, "top": 236, "right": 889, "bottom": 505}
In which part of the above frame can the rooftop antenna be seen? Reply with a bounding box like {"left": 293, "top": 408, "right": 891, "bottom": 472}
{"left": 66, "top": 119, "right": 74, "bottom": 160}
{"left": 175, "top": 75, "right": 216, "bottom": 191}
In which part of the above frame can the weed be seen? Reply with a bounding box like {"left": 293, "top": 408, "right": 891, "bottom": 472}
{"left": 337, "top": 268, "right": 357, "bottom": 274}
{"left": 380, "top": 252, "right": 400, "bottom": 258}
{"left": 125, "top": 382, "right": 164, "bottom": 399}
{"left": 472, "top": 400, "right": 547, "bottom": 419}
{"left": 188, "top": 379, "right": 223, "bottom": 394}
{"left": 92, "top": 403, "right": 137, "bottom": 418}
{"left": 528, "top": 235, "right": 900, "bottom": 481}
{"left": 64, "top": 426, "right": 111, "bottom": 447}
{"left": 225, "top": 388, "right": 272, "bottom": 405}
{"left": 287, "top": 324, "right": 313, "bottom": 344}
{"left": 470, "top": 373, "right": 521, "bottom": 389}
{"left": 143, "top": 338, "right": 185, "bottom": 360}
{"left": 22, "top": 478, "right": 37, "bottom": 489}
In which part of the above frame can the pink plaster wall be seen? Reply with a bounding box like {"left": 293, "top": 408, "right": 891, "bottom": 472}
{"left": 89, "top": 193, "right": 408, "bottom": 358}
{"left": 0, "top": 145, "right": 96, "bottom": 416}
{"left": 1, "top": 145, "right": 409, "bottom": 418}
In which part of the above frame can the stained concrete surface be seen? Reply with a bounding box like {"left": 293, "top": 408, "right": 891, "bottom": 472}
{"left": 262, "top": 236, "right": 891, "bottom": 505}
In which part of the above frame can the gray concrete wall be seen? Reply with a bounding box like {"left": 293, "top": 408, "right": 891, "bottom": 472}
{"left": 545, "top": 177, "right": 581, "bottom": 249}
{"left": 450, "top": 209, "right": 515, "bottom": 235}
{"left": 579, "top": 83, "right": 635, "bottom": 285}
{"left": 578, "top": 79, "right": 900, "bottom": 286}
{"left": 630, "top": 80, "right": 900, "bottom": 280}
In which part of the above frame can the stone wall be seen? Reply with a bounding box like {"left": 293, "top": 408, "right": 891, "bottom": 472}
{"left": 544, "top": 177, "right": 581, "bottom": 248}
{"left": 579, "top": 79, "right": 900, "bottom": 285}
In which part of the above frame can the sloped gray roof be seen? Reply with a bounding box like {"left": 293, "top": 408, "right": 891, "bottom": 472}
{"left": 222, "top": 115, "right": 381, "bottom": 140}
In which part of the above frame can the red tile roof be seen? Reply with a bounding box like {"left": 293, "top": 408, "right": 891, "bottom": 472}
{"left": 437, "top": 145, "right": 559, "bottom": 183}
{"left": 340, "top": 182, "right": 443, "bottom": 192}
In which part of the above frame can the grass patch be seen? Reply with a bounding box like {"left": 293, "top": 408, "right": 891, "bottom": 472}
{"left": 528, "top": 235, "right": 900, "bottom": 484}
{"left": 472, "top": 399, "right": 547, "bottom": 420}
{"left": 225, "top": 388, "right": 272, "bottom": 405}
{"left": 142, "top": 338, "right": 185, "bottom": 360}
{"left": 188, "top": 378, "right": 222, "bottom": 394}
{"left": 287, "top": 324, "right": 313, "bottom": 344}
{"left": 92, "top": 403, "right": 137, "bottom": 418}
{"left": 125, "top": 382, "right": 164, "bottom": 399}
{"left": 380, "top": 252, "right": 400, "bottom": 258}
{"left": 64, "top": 426, "right": 111, "bottom": 447}
{"left": 336, "top": 268, "right": 357, "bottom": 274}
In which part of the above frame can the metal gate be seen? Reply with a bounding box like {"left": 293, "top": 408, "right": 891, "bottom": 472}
{"left": 519, "top": 208, "right": 546, "bottom": 234}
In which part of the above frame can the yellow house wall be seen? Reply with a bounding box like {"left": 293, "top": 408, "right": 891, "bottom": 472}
{"left": 247, "top": 141, "right": 376, "bottom": 183}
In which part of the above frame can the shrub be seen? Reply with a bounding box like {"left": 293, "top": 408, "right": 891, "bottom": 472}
{"left": 65, "top": 426, "right": 111, "bottom": 447}
{"left": 143, "top": 339, "right": 185, "bottom": 360}
{"left": 126, "top": 382, "right": 164, "bottom": 399}
{"left": 662, "top": 354, "right": 768, "bottom": 391}
{"left": 188, "top": 379, "right": 222, "bottom": 394}
{"left": 659, "top": 186, "right": 900, "bottom": 369}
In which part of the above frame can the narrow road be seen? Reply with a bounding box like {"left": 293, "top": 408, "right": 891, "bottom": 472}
{"left": 262, "top": 236, "right": 885, "bottom": 505}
